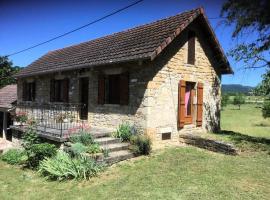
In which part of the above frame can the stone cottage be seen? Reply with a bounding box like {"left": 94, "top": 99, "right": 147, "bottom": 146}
{"left": 14, "top": 8, "right": 232, "bottom": 147}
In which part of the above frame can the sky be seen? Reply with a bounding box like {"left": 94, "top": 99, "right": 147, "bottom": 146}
{"left": 0, "top": 0, "right": 267, "bottom": 87}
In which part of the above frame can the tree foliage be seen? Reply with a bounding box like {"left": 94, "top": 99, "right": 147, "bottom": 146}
{"left": 253, "top": 70, "right": 270, "bottom": 97}
{"left": 233, "top": 93, "right": 245, "bottom": 110}
{"left": 221, "top": 93, "right": 230, "bottom": 108}
{"left": 221, "top": 0, "right": 270, "bottom": 69}
{"left": 262, "top": 101, "right": 270, "bottom": 118}
{"left": 0, "top": 56, "right": 20, "bottom": 88}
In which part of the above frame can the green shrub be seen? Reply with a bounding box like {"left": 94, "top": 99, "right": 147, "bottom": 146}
{"left": 21, "top": 127, "right": 56, "bottom": 168}
{"left": 39, "top": 151, "right": 104, "bottom": 180}
{"left": 262, "top": 101, "right": 270, "bottom": 118}
{"left": 87, "top": 143, "right": 101, "bottom": 154}
{"left": 22, "top": 126, "right": 40, "bottom": 151}
{"left": 69, "top": 132, "right": 94, "bottom": 145}
{"left": 1, "top": 149, "right": 27, "bottom": 165}
{"left": 130, "top": 135, "right": 152, "bottom": 155}
{"left": 113, "top": 122, "right": 135, "bottom": 141}
{"left": 68, "top": 142, "right": 88, "bottom": 157}
{"left": 27, "top": 143, "right": 57, "bottom": 169}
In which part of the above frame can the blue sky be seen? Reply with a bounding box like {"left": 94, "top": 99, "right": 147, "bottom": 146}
{"left": 0, "top": 0, "right": 267, "bottom": 86}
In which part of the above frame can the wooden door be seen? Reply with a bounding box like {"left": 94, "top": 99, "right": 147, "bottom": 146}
{"left": 80, "top": 77, "right": 89, "bottom": 120}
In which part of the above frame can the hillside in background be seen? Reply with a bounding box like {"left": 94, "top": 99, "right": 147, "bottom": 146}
{"left": 222, "top": 84, "right": 254, "bottom": 94}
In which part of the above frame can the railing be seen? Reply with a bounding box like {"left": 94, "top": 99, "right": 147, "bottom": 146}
{"left": 16, "top": 102, "right": 86, "bottom": 138}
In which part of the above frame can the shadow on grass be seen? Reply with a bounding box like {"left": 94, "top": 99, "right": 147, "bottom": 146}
{"left": 254, "top": 122, "right": 270, "bottom": 127}
{"left": 215, "top": 130, "right": 270, "bottom": 153}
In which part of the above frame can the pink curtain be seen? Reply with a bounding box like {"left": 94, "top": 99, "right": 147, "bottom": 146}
{"left": 185, "top": 85, "right": 191, "bottom": 115}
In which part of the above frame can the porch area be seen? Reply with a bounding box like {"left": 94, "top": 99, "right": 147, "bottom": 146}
{"left": 11, "top": 102, "right": 114, "bottom": 142}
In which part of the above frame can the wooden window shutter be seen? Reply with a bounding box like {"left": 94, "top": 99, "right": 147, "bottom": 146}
{"left": 120, "top": 73, "right": 129, "bottom": 105}
{"left": 178, "top": 80, "right": 186, "bottom": 129}
{"left": 196, "top": 82, "right": 203, "bottom": 127}
{"left": 187, "top": 31, "right": 195, "bottom": 65}
{"left": 98, "top": 74, "right": 105, "bottom": 104}
{"left": 50, "top": 79, "right": 55, "bottom": 102}
{"left": 22, "top": 82, "right": 28, "bottom": 101}
{"left": 62, "top": 79, "right": 69, "bottom": 103}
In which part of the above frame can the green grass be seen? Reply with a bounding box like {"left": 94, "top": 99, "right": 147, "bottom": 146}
{"left": 1, "top": 147, "right": 270, "bottom": 200}
{"left": 0, "top": 104, "right": 270, "bottom": 199}
{"left": 221, "top": 104, "right": 270, "bottom": 139}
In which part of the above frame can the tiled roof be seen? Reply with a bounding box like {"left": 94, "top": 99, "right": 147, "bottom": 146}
{"left": 0, "top": 85, "right": 17, "bottom": 110}
{"left": 16, "top": 8, "right": 232, "bottom": 78}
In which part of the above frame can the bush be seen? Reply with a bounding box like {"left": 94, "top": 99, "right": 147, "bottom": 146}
{"left": 130, "top": 135, "right": 152, "bottom": 155}
{"left": 27, "top": 143, "right": 57, "bottom": 168}
{"left": 113, "top": 122, "right": 135, "bottom": 141}
{"left": 69, "top": 132, "right": 94, "bottom": 146}
{"left": 87, "top": 143, "right": 102, "bottom": 154}
{"left": 262, "top": 101, "right": 270, "bottom": 118}
{"left": 1, "top": 149, "right": 27, "bottom": 165}
{"left": 39, "top": 151, "right": 104, "bottom": 180}
{"left": 68, "top": 142, "right": 88, "bottom": 157}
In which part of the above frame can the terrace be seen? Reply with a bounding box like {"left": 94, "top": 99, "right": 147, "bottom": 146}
{"left": 11, "top": 102, "right": 111, "bottom": 142}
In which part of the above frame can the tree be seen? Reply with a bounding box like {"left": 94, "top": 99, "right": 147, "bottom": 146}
{"left": 262, "top": 101, "right": 270, "bottom": 118}
{"left": 221, "top": 93, "right": 230, "bottom": 109}
{"left": 221, "top": 0, "right": 270, "bottom": 69}
{"left": 233, "top": 93, "right": 245, "bottom": 110}
{"left": 253, "top": 70, "right": 270, "bottom": 98}
{"left": 0, "top": 56, "right": 20, "bottom": 88}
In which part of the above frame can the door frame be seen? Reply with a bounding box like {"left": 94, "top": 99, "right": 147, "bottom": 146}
{"left": 184, "top": 83, "right": 195, "bottom": 124}
{"left": 79, "top": 77, "right": 89, "bottom": 120}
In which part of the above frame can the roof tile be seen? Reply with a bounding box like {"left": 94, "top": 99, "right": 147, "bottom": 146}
{"left": 16, "top": 8, "right": 232, "bottom": 77}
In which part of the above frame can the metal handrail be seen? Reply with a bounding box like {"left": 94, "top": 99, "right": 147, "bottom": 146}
{"left": 16, "top": 102, "right": 85, "bottom": 138}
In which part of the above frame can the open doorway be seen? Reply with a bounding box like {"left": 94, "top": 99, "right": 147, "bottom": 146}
{"left": 79, "top": 77, "right": 89, "bottom": 120}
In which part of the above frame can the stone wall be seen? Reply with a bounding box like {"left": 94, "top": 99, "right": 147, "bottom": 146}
{"left": 17, "top": 21, "right": 222, "bottom": 148}
{"left": 179, "top": 134, "right": 237, "bottom": 155}
{"left": 132, "top": 23, "right": 222, "bottom": 147}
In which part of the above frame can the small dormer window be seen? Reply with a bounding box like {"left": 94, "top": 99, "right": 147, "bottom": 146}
{"left": 187, "top": 31, "right": 195, "bottom": 65}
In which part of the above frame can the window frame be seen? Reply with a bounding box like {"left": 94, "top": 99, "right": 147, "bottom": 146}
{"left": 23, "top": 81, "right": 36, "bottom": 102}
{"left": 98, "top": 72, "right": 129, "bottom": 105}
{"left": 50, "top": 78, "right": 69, "bottom": 103}
{"left": 105, "top": 74, "right": 121, "bottom": 105}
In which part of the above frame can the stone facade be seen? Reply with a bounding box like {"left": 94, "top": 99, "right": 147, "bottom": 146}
{"left": 17, "top": 23, "right": 222, "bottom": 148}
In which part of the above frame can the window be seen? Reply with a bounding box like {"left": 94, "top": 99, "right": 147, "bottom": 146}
{"left": 187, "top": 31, "right": 195, "bottom": 65}
{"left": 50, "top": 79, "right": 69, "bottom": 102}
{"left": 105, "top": 74, "right": 120, "bottom": 104}
{"left": 98, "top": 73, "right": 129, "bottom": 105}
{"left": 23, "top": 82, "right": 36, "bottom": 101}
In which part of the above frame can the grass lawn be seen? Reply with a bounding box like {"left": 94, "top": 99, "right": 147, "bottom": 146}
{"left": 221, "top": 104, "right": 270, "bottom": 139}
{"left": 0, "top": 104, "right": 270, "bottom": 200}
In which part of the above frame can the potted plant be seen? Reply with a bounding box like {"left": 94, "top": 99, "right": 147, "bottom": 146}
{"left": 14, "top": 111, "right": 28, "bottom": 126}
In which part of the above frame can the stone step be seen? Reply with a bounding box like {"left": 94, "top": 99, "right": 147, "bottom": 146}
{"left": 101, "top": 142, "right": 129, "bottom": 152}
{"left": 92, "top": 132, "right": 112, "bottom": 139}
{"left": 94, "top": 137, "right": 121, "bottom": 145}
{"left": 104, "top": 150, "right": 134, "bottom": 164}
